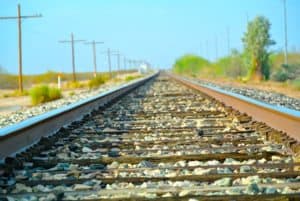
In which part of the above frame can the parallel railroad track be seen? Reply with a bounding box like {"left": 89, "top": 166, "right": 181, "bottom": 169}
{"left": 0, "top": 73, "right": 300, "bottom": 201}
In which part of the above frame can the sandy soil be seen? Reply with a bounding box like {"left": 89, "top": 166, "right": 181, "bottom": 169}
{"left": 0, "top": 96, "right": 31, "bottom": 115}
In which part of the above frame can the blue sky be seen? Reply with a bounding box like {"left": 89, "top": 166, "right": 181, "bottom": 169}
{"left": 0, "top": 0, "right": 299, "bottom": 74}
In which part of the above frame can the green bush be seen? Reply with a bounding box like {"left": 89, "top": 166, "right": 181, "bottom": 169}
{"left": 30, "top": 85, "right": 62, "bottom": 105}
{"left": 272, "top": 69, "right": 289, "bottom": 82}
{"left": 173, "top": 54, "right": 210, "bottom": 76}
{"left": 88, "top": 75, "right": 108, "bottom": 89}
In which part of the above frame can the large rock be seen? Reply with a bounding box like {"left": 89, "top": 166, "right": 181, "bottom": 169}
{"left": 137, "top": 160, "right": 156, "bottom": 168}
{"left": 212, "top": 178, "right": 232, "bottom": 187}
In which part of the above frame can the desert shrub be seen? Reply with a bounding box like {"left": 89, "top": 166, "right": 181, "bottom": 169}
{"left": 30, "top": 85, "right": 49, "bottom": 105}
{"left": 272, "top": 69, "right": 289, "bottom": 82}
{"left": 30, "top": 85, "right": 62, "bottom": 105}
{"left": 272, "top": 63, "right": 300, "bottom": 82}
{"left": 48, "top": 87, "right": 62, "bottom": 100}
{"left": 65, "top": 81, "right": 86, "bottom": 89}
{"left": 88, "top": 75, "right": 108, "bottom": 89}
{"left": 125, "top": 75, "right": 142, "bottom": 82}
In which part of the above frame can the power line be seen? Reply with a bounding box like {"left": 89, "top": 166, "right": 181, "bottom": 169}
{"left": 0, "top": 4, "right": 42, "bottom": 93}
{"left": 100, "top": 48, "right": 118, "bottom": 78}
{"left": 85, "top": 40, "right": 104, "bottom": 77}
{"left": 59, "top": 33, "right": 85, "bottom": 82}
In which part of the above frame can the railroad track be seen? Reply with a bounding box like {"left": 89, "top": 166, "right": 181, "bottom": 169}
{"left": 1, "top": 73, "right": 300, "bottom": 201}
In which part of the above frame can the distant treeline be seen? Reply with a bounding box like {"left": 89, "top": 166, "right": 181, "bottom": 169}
{"left": 172, "top": 52, "right": 300, "bottom": 84}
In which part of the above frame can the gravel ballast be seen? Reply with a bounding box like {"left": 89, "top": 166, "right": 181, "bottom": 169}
{"left": 194, "top": 79, "right": 300, "bottom": 111}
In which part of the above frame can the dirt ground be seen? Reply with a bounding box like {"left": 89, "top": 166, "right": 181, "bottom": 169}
{"left": 0, "top": 95, "right": 30, "bottom": 115}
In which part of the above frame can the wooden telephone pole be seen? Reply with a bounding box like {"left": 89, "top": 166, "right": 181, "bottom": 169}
{"left": 112, "top": 52, "right": 121, "bottom": 75}
{"left": 104, "top": 49, "right": 119, "bottom": 79}
{"left": 0, "top": 4, "right": 42, "bottom": 93}
{"left": 85, "top": 40, "right": 104, "bottom": 77}
{"left": 107, "top": 48, "right": 112, "bottom": 79}
{"left": 59, "top": 33, "right": 85, "bottom": 82}
{"left": 123, "top": 57, "right": 127, "bottom": 71}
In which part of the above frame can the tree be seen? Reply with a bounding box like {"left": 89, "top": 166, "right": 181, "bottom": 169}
{"left": 242, "top": 16, "right": 275, "bottom": 81}
{"left": 173, "top": 54, "right": 210, "bottom": 76}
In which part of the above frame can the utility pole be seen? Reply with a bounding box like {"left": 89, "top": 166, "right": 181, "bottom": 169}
{"left": 107, "top": 48, "right": 112, "bottom": 79}
{"left": 0, "top": 4, "right": 42, "bottom": 93}
{"left": 283, "top": 0, "right": 288, "bottom": 65}
{"left": 117, "top": 53, "right": 121, "bottom": 73}
{"left": 85, "top": 40, "right": 103, "bottom": 77}
{"left": 59, "top": 33, "right": 84, "bottom": 82}
{"left": 100, "top": 48, "right": 118, "bottom": 78}
{"left": 123, "top": 57, "right": 127, "bottom": 71}
{"left": 128, "top": 60, "right": 132, "bottom": 70}
{"left": 112, "top": 52, "right": 121, "bottom": 76}
{"left": 132, "top": 60, "right": 136, "bottom": 70}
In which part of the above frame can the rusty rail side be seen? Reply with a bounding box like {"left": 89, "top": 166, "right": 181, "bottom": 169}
{"left": 169, "top": 73, "right": 300, "bottom": 142}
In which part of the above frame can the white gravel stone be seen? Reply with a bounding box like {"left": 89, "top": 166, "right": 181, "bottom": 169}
{"left": 193, "top": 168, "right": 216, "bottom": 175}
{"left": 82, "top": 147, "right": 93, "bottom": 153}
{"left": 212, "top": 178, "right": 232, "bottom": 187}
{"left": 12, "top": 183, "right": 32, "bottom": 193}
{"left": 159, "top": 192, "right": 172, "bottom": 197}
{"left": 179, "top": 190, "right": 192, "bottom": 197}
{"left": 74, "top": 184, "right": 92, "bottom": 190}
{"left": 188, "top": 161, "right": 202, "bottom": 167}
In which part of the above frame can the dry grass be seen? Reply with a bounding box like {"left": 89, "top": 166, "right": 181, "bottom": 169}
{"left": 29, "top": 85, "right": 62, "bottom": 105}
{"left": 88, "top": 75, "right": 109, "bottom": 89}
{"left": 1, "top": 90, "right": 28, "bottom": 98}
{"left": 125, "top": 75, "right": 143, "bottom": 82}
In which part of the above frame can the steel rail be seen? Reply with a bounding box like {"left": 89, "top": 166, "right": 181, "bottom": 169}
{"left": 168, "top": 73, "right": 300, "bottom": 142}
{"left": 0, "top": 72, "right": 158, "bottom": 161}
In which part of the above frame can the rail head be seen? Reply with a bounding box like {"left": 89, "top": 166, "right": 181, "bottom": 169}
{"left": 168, "top": 73, "right": 300, "bottom": 142}
{"left": 0, "top": 72, "right": 159, "bottom": 160}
